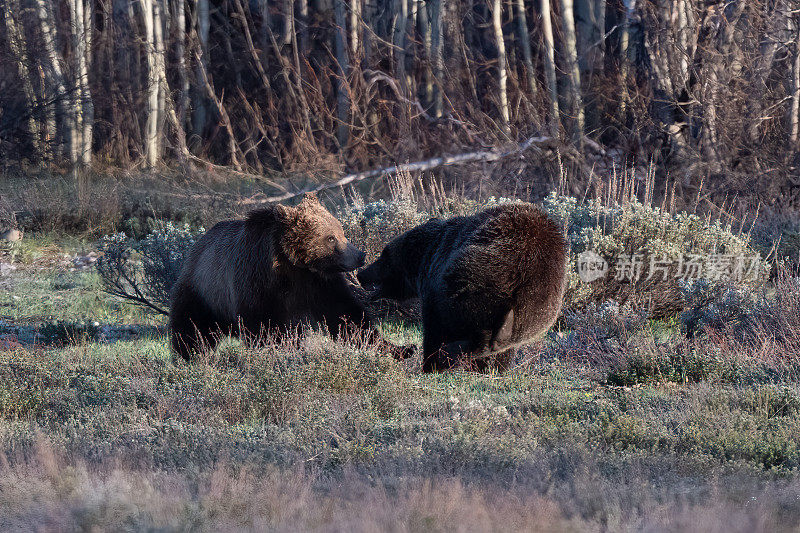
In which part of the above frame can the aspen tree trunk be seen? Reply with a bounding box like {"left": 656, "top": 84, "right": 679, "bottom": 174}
{"left": 393, "top": 0, "right": 408, "bottom": 94}
{"left": 791, "top": 20, "right": 800, "bottom": 147}
{"left": 403, "top": 0, "right": 415, "bottom": 91}
{"left": 560, "top": 0, "right": 585, "bottom": 143}
{"left": 458, "top": 0, "right": 479, "bottom": 103}
{"left": 69, "top": 0, "right": 84, "bottom": 166}
{"left": 4, "top": 1, "right": 45, "bottom": 159}
{"left": 176, "top": 0, "right": 189, "bottom": 130}
{"left": 71, "top": 0, "right": 93, "bottom": 167}
{"left": 282, "top": 0, "right": 292, "bottom": 45}
{"left": 491, "top": 0, "right": 510, "bottom": 134}
{"left": 298, "top": 0, "right": 309, "bottom": 53}
{"left": 82, "top": 0, "right": 94, "bottom": 166}
{"left": 166, "top": 0, "right": 189, "bottom": 163}
{"left": 34, "top": 0, "right": 75, "bottom": 166}
{"left": 540, "top": 0, "right": 560, "bottom": 134}
{"left": 350, "top": 0, "right": 361, "bottom": 58}
{"left": 334, "top": 0, "right": 351, "bottom": 147}
{"left": 514, "top": 0, "right": 538, "bottom": 101}
{"left": 677, "top": 0, "right": 692, "bottom": 83}
{"left": 154, "top": 0, "right": 167, "bottom": 144}
{"left": 154, "top": 0, "right": 182, "bottom": 162}
{"left": 619, "top": 0, "right": 635, "bottom": 117}
{"left": 141, "top": 0, "right": 160, "bottom": 167}
{"left": 429, "top": 0, "right": 444, "bottom": 118}
{"left": 701, "top": 2, "right": 745, "bottom": 173}
{"left": 193, "top": 0, "right": 210, "bottom": 138}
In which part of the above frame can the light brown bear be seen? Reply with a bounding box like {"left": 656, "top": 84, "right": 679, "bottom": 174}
{"left": 170, "top": 193, "right": 407, "bottom": 360}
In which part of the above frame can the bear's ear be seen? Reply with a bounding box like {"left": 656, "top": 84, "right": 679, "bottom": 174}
{"left": 274, "top": 204, "right": 298, "bottom": 224}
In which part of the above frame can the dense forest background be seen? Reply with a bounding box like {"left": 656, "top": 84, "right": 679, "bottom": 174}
{"left": 0, "top": 0, "right": 798, "bottom": 207}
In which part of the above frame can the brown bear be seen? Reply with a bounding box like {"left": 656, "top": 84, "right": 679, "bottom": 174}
{"left": 169, "top": 193, "right": 405, "bottom": 360}
{"left": 357, "top": 203, "right": 568, "bottom": 372}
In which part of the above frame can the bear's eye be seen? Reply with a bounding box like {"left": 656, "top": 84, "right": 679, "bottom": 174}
{"left": 327, "top": 236, "right": 336, "bottom": 245}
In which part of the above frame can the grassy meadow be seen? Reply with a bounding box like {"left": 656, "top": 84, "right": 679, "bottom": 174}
{"left": 0, "top": 243, "right": 797, "bottom": 531}
{"left": 0, "top": 176, "right": 798, "bottom": 531}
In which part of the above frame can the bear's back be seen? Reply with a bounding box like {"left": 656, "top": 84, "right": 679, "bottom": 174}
{"left": 181, "top": 219, "right": 248, "bottom": 321}
{"left": 441, "top": 204, "right": 565, "bottom": 282}
{"left": 439, "top": 203, "right": 567, "bottom": 330}
{"left": 472, "top": 204, "right": 567, "bottom": 342}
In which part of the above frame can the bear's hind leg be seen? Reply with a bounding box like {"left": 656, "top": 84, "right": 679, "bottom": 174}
{"left": 426, "top": 329, "right": 507, "bottom": 373}
{"left": 484, "top": 348, "right": 516, "bottom": 373}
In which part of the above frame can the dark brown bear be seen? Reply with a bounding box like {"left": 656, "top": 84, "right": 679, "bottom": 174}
{"left": 170, "top": 193, "right": 401, "bottom": 360}
{"left": 358, "top": 203, "right": 568, "bottom": 372}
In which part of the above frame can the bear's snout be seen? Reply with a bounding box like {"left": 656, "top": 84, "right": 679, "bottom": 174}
{"left": 339, "top": 243, "right": 366, "bottom": 271}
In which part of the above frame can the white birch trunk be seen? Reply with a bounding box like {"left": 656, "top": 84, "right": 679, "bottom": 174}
{"left": 429, "top": 0, "right": 443, "bottom": 118}
{"left": 491, "top": 0, "right": 510, "bottom": 133}
{"left": 350, "top": 0, "right": 361, "bottom": 59}
{"left": 82, "top": 0, "right": 94, "bottom": 166}
{"left": 71, "top": 0, "right": 93, "bottom": 167}
{"left": 141, "top": 0, "right": 159, "bottom": 167}
{"left": 154, "top": 0, "right": 167, "bottom": 159}
{"left": 540, "top": 0, "right": 559, "bottom": 134}
{"left": 176, "top": 0, "right": 189, "bottom": 130}
{"left": 282, "top": 0, "right": 292, "bottom": 46}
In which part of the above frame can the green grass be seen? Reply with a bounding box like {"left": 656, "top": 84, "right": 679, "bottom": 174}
{"left": 0, "top": 238, "right": 799, "bottom": 531}
{"left": 0, "top": 269, "right": 161, "bottom": 325}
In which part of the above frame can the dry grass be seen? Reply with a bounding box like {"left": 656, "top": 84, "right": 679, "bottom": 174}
{"left": 0, "top": 437, "right": 798, "bottom": 532}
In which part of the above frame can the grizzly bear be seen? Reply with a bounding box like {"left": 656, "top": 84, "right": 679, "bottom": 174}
{"left": 170, "top": 193, "right": 406, "bottom": 360}
{"left": 357, "top": 203, "right": 568, "bottom": 372}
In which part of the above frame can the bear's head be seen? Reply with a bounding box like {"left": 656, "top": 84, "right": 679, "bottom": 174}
{"left": 275, "top": 193, "right": 366, "bottom": 273}
{"left": 357, "top": 220, "right": 439, "bottom": 300}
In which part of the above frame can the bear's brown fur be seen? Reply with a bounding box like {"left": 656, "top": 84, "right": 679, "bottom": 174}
{"left": 170, "top": 193, "right": 402, "bottom": 360}
{"left": 358, "top": 203, "right": 568, "bottom": 372}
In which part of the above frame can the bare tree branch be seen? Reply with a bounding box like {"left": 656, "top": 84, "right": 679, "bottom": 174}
{"left": 239, "top": 136, "right": 559, "bottom": 205}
